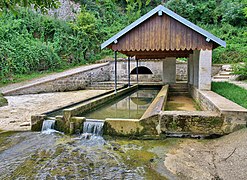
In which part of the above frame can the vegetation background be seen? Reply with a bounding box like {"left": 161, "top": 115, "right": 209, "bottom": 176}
{"left": 0, "top": 0, "right": 246, "bottom": 84}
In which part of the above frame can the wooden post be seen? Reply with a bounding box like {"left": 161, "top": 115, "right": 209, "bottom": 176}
{"left": 128, "top": 56, "right": 130, "bottom": 87}
{"left": 114, "top": 51, "right": 117, "bottom": 93}
{"left": 136, "top": 58, "right": 139, "bottom": 84}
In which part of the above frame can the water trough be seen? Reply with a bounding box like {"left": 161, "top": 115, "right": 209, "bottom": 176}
{"left": 31, "top": 83, "right": 247, "bottom": 138}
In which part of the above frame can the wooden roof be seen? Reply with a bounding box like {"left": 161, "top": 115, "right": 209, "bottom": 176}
{"left": 101, "top": 5, "right": 226, "bottom": 59}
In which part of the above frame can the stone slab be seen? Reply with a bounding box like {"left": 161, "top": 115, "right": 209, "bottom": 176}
{"left": 200, "top": 90, "right": 247, "bottom": 112}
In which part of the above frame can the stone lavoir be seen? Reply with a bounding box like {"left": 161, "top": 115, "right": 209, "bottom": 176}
{"left": 29, "top": 5, "right": 247, "bottom": 138}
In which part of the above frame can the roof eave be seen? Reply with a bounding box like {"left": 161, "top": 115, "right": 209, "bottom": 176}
{"left": 101, "top": 5, "right": 226, "bottom": 50}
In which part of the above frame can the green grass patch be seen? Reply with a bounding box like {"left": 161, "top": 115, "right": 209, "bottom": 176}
{"left": 211, "top": 82, "right": 247, "bottom": 108}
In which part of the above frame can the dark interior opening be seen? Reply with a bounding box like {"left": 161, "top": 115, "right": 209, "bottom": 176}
{"left": 130, "top": 66, "right": 153, "bottom": 74}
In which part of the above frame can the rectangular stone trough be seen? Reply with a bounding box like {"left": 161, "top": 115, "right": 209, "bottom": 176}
{"left": 31, "top": 83, "right": 247, "bottom": 137}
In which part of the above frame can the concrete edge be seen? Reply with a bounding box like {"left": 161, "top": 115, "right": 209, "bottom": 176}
{"left": 199, "top": 90, "right": 247, "bottom": 113}
{"left": 160, "top": 110, "right": 220, "bottom": 116}
{"left": 140, "top": 85, "right": 169, "bottom": 120}
{"left": 63, "top": 85, "right": 138, "bottom": 121}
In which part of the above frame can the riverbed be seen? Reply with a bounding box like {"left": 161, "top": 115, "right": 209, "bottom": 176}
{"left": 1, "top": 129, "right": 247, "bottom": 179}
{"left": 0, "top": 131, "right": 180, "bottom": 179}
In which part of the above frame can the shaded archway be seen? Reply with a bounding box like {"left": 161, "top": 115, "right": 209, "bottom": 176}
{"left": 130, "top": 66, "right": 153, "bottom": 74}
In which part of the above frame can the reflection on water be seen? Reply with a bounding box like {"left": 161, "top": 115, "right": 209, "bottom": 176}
{"left": 165, "top": 95, "right": 198, "bottom": 111}
{"left": 80, "top": 89, "right": 159, "bottom": 119}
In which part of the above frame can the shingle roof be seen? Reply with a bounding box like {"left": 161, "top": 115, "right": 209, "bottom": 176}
{"left": 101, "top": 5, "right": 226, "bottom": 50}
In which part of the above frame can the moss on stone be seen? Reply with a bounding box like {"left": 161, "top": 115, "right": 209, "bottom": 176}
{"left": 0, "top": 131, "right": 18, "bottom": 152}
{"left": 0, "top": 93, "right": 8, "bottom": 107}
{"left": 108, "top": 138, "right": 183, "bottom": 179}
{"left": 209, "top": 118, "right": 223, "bottom": 127}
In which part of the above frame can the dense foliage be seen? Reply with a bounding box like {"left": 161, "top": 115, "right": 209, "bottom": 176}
{"left": 212, "top": 82, "right": 247, "bottom": 108}
{"left": 165, "top": 0, "right": 247, "bottom": 79}
{"left": 0, "top": 9, "right": 102, "bottom": 82}
{"left": 0, "top": 0, "right": 246, "bottom": 83}
{"left": 0, "top": 0, "right": 59, "bottom": 14}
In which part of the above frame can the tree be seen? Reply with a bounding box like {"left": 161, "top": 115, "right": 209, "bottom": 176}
{"left": 70, "top": 9, "right": 101, "bottom": 60}
{"left": 0, "top": 0, "right": 60, "bottom": 14}
{"left": 125, "top": 0, "right": 151, "bottom": 23}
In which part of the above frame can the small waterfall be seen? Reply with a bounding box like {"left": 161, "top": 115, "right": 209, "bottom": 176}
{"left": 41, "top": 119, "right": 56, "bottom": 134}
{"left": 83, "top": 119, "right": 104, "bottom": 137}
{"left": 80, "top": 120, "right": 105, "bottom": 145}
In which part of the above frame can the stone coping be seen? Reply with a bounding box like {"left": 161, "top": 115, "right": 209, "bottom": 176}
{"left": 2, "top": 62, "right": 109, "bottom": 95}
{"left": 63, "top": 85, "right": 138, "bottom": 121}
{"left": 160, "top": 110, "right": 219, "bottom": 116}
{"left": 199, "top": 90, "right": 247, "bottom": 113}
{"left": 141, "top": 85, "right": 169, "bottom": 120}
{"left": 105, "top": 118, "right": 139, "bottom": 122}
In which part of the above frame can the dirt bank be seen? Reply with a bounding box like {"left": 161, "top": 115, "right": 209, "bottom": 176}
{"left": 165, "top": 128, "right": 247, "bottom": 180}
{"left": 0, "top": 90, "right": 108, "bottom": 131}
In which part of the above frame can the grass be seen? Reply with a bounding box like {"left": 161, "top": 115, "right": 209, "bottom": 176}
{"left": 211, "top": 82, "right": 247, "bottom": 109}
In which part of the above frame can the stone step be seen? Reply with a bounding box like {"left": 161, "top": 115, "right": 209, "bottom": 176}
{"left": 86, "top": 87, "right": 115, "bottom": 90}
{"left": 168, "top": 92, "right": 190, "bottom": 96}
{"left": 222, "top": 65, "right": 232, "bottom": 71}
{"left": 213, "top": 76, "right": 230, "bottom": 79}
{"left": 222, "top": 68, "right": 232, "bottom": 72}
{"left": 219, "top": 71, "right": 232, "bottom": 76}
{"left": 90, "top": 82, "right": 126, "bottom": 86}
{"left": 169, "top": 85, "right": 188, "bottom": 88}
{"left": 169, "top": 83, "right": 188, "bottom": 87}
{"left": 169, "top": 83, "right": 188, "bottom": 92}
{"left": 169, "top": 88, "right": 188, "bottom": 92}
{"left": 86, "top": 82, "right": 125, "bottom": 90}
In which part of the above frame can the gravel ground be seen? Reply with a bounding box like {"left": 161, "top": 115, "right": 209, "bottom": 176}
{"left": 0, "top": 90, "right": 108, "bottom": 131}
{"left": 165, "top": 128, "right": 247, "bottom": 180}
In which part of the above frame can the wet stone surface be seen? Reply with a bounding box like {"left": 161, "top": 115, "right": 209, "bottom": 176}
{"left": 0, "top": 132, "right": 171, "bottom": 179}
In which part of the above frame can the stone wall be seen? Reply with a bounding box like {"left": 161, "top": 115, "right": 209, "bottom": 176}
{"left": 109, "top": 59, "right": 163, "bottom": 82}
{"left": 159, "top": 111, "right": 224, "bottom": 135}
{"left": 4, "top": 59, "right": 222, "bottom": 96}
{"left": 48, "top": 0, "right": 81, "bottom": 21}
{"left": 5, "top": 63, "right": 110, "bottom": 96}
{"left": 189, "top": 85, "right": 219, "bottom": 112}
{"left": 189, "top": 85, "right": 247, "bottom": 133}
{"left": 176, "top": 62, "right": 188, "bottom": 81}
{"left": 108, "top": 59, "right": 222, "bottom": 82}
{"left": 212, "top": 64, "right": 222, "bottom": 76}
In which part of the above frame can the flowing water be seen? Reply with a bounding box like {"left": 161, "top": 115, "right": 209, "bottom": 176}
{"left": 0, "top": 131, "right": 179, "bottom": 179}
{"left": 41, "top": 119, "right": 63, "bottom": 134}
{"left": 80, "top": 88, "right": 160, "bottom": 119}
{"left": 80, "top": 120, "right": 106, "bottom": 146}
{"left": 41, "top": 120, "right": 55, "bottom": 131}
{"left": 82, "top": 119, "right": 104, "bottom": 136}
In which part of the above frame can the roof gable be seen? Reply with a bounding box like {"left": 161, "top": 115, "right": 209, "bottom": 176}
{"left": 101, "top": 5, "right": 226, "bottom": 50}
